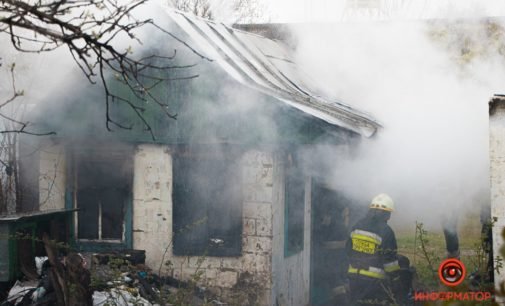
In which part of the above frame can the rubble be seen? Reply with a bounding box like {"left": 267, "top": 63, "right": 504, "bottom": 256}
{"left": 0, "top": 251, "right": 229, "bottom": 306}
{"left": 92, "top": 289, "right": 153, "bottom": 306}
{"left": 3, "top": 280, "right": 36, "bottom": 305}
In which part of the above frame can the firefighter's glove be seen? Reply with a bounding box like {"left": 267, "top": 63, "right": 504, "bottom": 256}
{"left": 390, "top": 275, "right": 405, "bottom": 304}
{"left": 31, "top": 287, "right": 46, "bottom": 302}
{"left": 390, "top": 275, "right": 401, "bottom": 289}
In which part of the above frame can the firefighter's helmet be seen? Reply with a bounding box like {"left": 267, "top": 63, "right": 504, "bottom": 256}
{"left": 369, "top": 193, "right": 395, "bottom": 212}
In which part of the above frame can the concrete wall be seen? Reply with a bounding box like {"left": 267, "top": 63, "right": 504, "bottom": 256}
{"left": 132, "top": 144, "right": 173, "bottom": 270}
{"left": 37, "top": 143, "right": 289, "bottom": 304}
{"left": 39, "top": 142, "right": 66, "bottom": 211}
{"left": 271, "top": 155, "right": 311, "bottom": 306}
{"left": 490, "top": 97, "right": 505, "bottom": 296}
{"left": 132, "top": 147, "right": 275, "bottom": 305}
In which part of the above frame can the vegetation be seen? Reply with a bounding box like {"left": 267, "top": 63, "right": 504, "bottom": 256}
{"left": 427, "top": 19, "right": 505, "bottom": 66}
{"left": 0, "top": 0, "right": 211, "bottom": 139}
{"left": 170, "top": 0, "right": 265, "bottom": 24}
{"left": 396, "top": 210, "right": 495, "bottom": 305}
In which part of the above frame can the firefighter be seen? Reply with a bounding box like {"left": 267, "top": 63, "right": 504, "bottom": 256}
{"left": 441, "top": 214, "right": 460, "bottom": 258}
{"left": 346, "top": 193, "right": 401, "bottom": 306}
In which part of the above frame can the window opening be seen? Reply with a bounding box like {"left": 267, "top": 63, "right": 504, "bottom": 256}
{"left": 173, "top": 149, "right": 242, "bottom": 256}
{"left": 74, "top": 150, "right": 131, "bottom": 242}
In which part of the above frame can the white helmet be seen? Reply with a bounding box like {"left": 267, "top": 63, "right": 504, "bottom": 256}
{"left": 369, "top": 193, "right": 395, "bottom": 212}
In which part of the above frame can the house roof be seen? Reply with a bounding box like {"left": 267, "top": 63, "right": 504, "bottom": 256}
{"left": 166, "top": 9, "right": 381, "bottom": 137}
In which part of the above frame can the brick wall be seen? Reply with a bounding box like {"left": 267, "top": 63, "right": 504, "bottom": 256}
{"left": 133, "top": 147, "right": 275, "bottom": 305}
{"left": 39, "top": 142, "right": 66, "bottom": 211}
{"left": 490, "top": 96, "right": 505, "bottom": 298}
{"left": 132, "top": 144, "right": 173, "bottom": 270}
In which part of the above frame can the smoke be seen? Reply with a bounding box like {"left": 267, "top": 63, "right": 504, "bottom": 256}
{"left": 265, "top": 0, "right": 505, "bottom": 23}
{"left": 292, "top": 19, "right": 505, "bottom": 229}
{"left": 3, "top": 0, "right": 502, "bottom": 233}
{"left": 0, "top": 39, "right": 75, "bottom": 126}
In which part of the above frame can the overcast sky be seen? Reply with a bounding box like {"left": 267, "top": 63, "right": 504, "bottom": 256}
{"left": 263, "top": 0, "right": 505, "bottom": 23}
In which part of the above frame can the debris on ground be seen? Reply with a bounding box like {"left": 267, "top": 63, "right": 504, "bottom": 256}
{"left": 0, "top": 251, "right": 228, "bottom": 306}
{"left": 3, "top": 280, "right": 37, "bottom": 306}
{"left": 92, "top": 289, "right": 153, "bottom": 306}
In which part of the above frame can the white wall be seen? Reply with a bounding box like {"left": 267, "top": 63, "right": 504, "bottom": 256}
{"left": 132, "top": 144, "right": 173, "bottom": 270}
{"left": 39, "top": 142, "right": 66, "bottom": 211}
{"left": 271, "top": 154, "right": 311, "bottom": 306}
{"left": 490, "top": 99, "right": 505, "bottom": 299}
{"left": 132, "top": 147, "right": 276, "bottom": 304}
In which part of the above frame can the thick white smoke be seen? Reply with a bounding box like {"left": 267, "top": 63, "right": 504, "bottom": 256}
{"left": 291, "top": 19, "right": 505, "bottom": 229}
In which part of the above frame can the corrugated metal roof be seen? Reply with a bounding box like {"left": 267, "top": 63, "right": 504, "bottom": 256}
{"left": 167, "top": 9, "right": 381, "bottom": 137}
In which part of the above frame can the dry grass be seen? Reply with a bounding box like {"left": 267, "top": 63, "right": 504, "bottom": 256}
{"left": 395, "top": 209, "right": 487, "bottom": 290}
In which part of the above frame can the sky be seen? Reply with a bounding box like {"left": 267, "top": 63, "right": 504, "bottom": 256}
{"left": 263, "top": 0, "right": 505, "bottom": 23}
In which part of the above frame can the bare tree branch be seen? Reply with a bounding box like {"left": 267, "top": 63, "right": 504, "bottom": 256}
{"left": 1, "top": 0, "right": 212, "bottom": 137}
{"left": 0, "top": 63, "right": 24, "bottom": 110}
{"left": 0, "top": 1, "right": 218, "bottom": 213}
{"left": 170, "top": 0, "right": 265, "bottom": 24}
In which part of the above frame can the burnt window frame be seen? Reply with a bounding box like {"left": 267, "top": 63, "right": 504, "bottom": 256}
{"left": 172, "top": 146, "right": 243, "bottom": 257}
{"left": 67, "top": 145, "right": 133, "bottom": 250}
{"left": 284, "top": 153, "right": 305, "bottom": 257}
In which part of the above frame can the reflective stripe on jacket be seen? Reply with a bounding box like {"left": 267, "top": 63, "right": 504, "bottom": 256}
{"left": 348, "top": 264, "right": 386, "bottom": 279}
{"left": 346, "top": 216, "right": 399, "bottom": 279}
{"left": 384, "top": 260, "right": 401, "bottom": 273}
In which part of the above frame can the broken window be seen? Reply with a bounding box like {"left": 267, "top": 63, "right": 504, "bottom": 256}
{"left": 285, "top": 154, "right": 305, "bottom": 256}
{"left": 73, "top": 149, "right": 132, "bottom": 242}
{"left": 173, "top": 149, "right": 242, "bottom": 257}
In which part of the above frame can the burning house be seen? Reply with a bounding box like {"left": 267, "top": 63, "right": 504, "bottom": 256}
{"left": 9, "top": 8, "right": 381, "bottom": 306}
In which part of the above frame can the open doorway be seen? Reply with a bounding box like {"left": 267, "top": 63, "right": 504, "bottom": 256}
{"left": 310, "top": 181, "right": 354, "bottom": 305}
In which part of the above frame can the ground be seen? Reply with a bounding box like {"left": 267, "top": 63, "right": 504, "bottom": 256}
{"left": 395, "top": 208, "right": 493, "bottom": 294}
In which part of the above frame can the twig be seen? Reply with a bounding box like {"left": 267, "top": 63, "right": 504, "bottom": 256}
{"left": 416, "top": 222, "right": 438, "bottom": 282}
{"left": 1, "top": 0, "right": 210, "bottom": 138}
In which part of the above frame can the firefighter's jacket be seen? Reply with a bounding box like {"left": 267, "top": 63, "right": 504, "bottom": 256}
{"left": 346, "top": 217, "right": 401, "bottom": 280}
